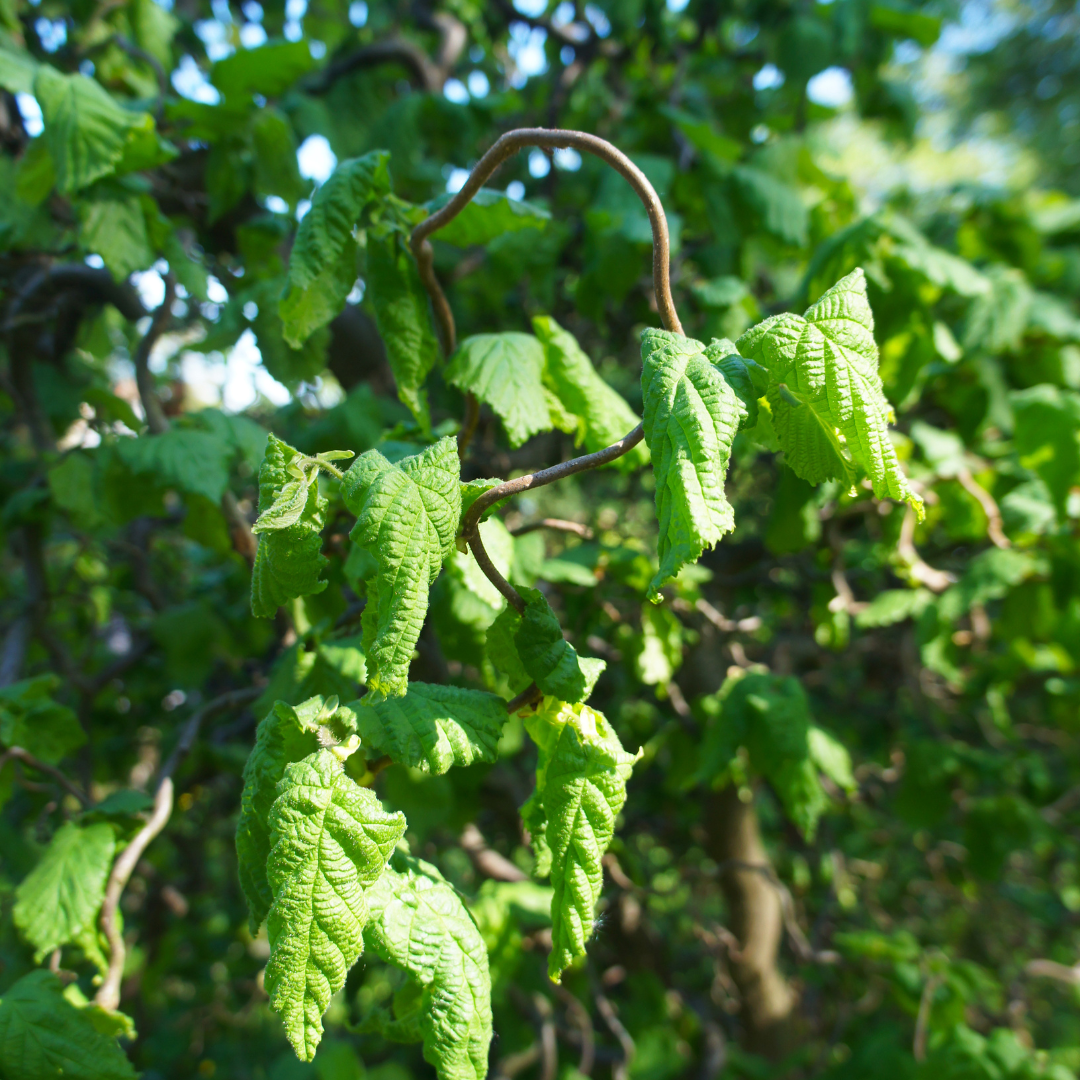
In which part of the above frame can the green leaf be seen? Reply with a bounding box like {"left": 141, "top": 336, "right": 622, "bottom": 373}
{"left": 429, "top": 187, "right": 550, "bottom": 247}
{"left": 251, "top": 434, "right": 329, "bottom": 618}
{"left": 533, "top": 315, "right": 648, "bottom": 470}
{"left": 694, "top": 672, "right": 846, "bottom": 838}
{"left": 130, "top": 0, "right": 179, "bottom": 66}
{"left": 34, "top": 66, "right": 145, "bottom": 194}
{"left": 342, "top": 437, "right": 461, "bottom": 697}
{"left": 731, "top": 165, "right": 808, "bottom": 247}
{"left": 79, "top": 194, "right": 155, "bottom": 279}
{"left": 962, "top": 265, "right": 1033, "bottom": 353}
{"left": 367, "top": 228, "right": 441, "bottom": 430}
{"left": 855, "top": 588, "right": 933, "bottom": 628}
{"left": 708, "top": 339, "right": 769, "bottom": 430}
{"left": 736, "top": 269, "right": 924, "bottom": 517}
{"left": 116, "top": 429, "right": 231, "bottom": 503}
{"left": 252, "top": 107, "right": 304, "bottom": 209}
{"left": 1011, "top": 384, "right": 1080, "bottom": 514}
{"left": 253, "top": 478, "right": 311, "bottom": 533}
{"left": 522, "top": 699, "right": 640, "bottom": 982}
{"left": 352, "top": 683, "right": 506, "bottom": 774}
{"left": 0, "top": 44, "right": 39, "bottom": 94}
{"left": 236, "top": 698, "right": 326, "bottom": 930}
{"left": 365, "top": 850, "right": 494, "bottom": 1080}
{"left": 210, "top": 39, "right": 314, "bottom": 101}
{"left": 938, "top": 548, "right": 1043, "bottom": 624}
{"left": 0, "top": 675, "right": 86, "bottom": 764}
{"left": 0, "top": 970, "right": 136, "bottom": 1080}
{"left": 279, "top": 151, "right": 391, "bottom": 347}
{"left": 15, "top": 137, "right": 55, "bottom": 206}
{"left": 444, "top": 333, "right": 554, "bottom": 448}
{"left": 640, "top": 328, "right": 745, "bottom": 599}
{"left": 265, "top": 748, "right": 406, "bottom": 1061}
{"left": 514, "top": 588, "right": 605, "bottom": 703}
{"left": 14, "top": 821, "right": 116, "bottom": 960}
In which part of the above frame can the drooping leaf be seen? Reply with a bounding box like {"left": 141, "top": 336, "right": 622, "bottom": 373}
{"left": 0, "top": 44, "right": 39, "bottom": 94}
{"left": 33, "top": 66, "right": 145, "bottom": 193}
{"left": 279, "top": 150, "right": 391, "bottom": 347}
{"left": 367, "top": 228, "right": 441, "bottom": 430}
{"left": 236, "top": 698, "right": 325, "bottom": 930}
{"left": 693, "top": 672, "right": 850, "bottom": 838}
{"left": 365, "top": 850, "right": 494, "bottom": 1080}
{"left": 353, "top": 683, "right": 506, "bottom": 774}
{"left": 522, "top": 699, "right": 640, "bottom": 982}
{"left": 78, "top": 194, "right": 154, "bottom": 278}
{"left": 514, "top": 588, "right": 605, "bottom": 703}
{"left": 533, "top": 315, "right": 649, "bottom": 470}
{"left": 13, "top": 821, "right": 116, "bottom": 960}
{"left": 0, "top": 970, "right": 136, "bottom": 1080}
{"left": 210, "top": 39, "right": 314, "bottom": 101}
{"left": 265, "top": 748, "right": 406, "bottom": 1061}
{"left": 251, "top": 434, "right": 329, "bottom": 618}
{"left": 342, "top": 437, "right": 461, "bottom": 697}
{"left": 429, "top": 186, "right": 550, "bottom": 248}
{"left": 116, "top": 428, "right": 231, "bottom": 503}
{"left": 736, "top": 269, "right": 924, "bottom": 517}
{"left": 444, "top": 333, "right": 554, "bottom": 448}
{"left": 0, "top": 675, "right": 86, "bottom": 764}
{"left": 640, "top": 328, "right": 745, "bottom": 598}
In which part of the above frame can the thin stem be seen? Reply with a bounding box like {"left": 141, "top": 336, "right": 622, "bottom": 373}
{"left": 510, "top": 518, "right": 594, "bottom": 539}
{"left": 507, "top": 683, "right": 543, "bottom": 713}
{"left": 462, "top": 424, "right": 645, "bottom": 540}
{"left": 458, "top": 391, "right": 480, "bottom": 458}
{"left": 95, "top": 776, "right": 174, "bottom": 1011}
{"left": 411, "top": 128, "right": 683, "bottom": 341}
{"left": 134, "top": 274, "right": 176, "bottom": 436}
{"left": 469, "top": 528, "right": 526, "bottom": 613}
{"left": 0, "top": 747, "right": 91, "bottom": 807}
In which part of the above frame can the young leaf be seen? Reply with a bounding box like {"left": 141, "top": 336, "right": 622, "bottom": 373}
{"left": 13, "top": 821, "right": 116, "bottom": 960}
{"left": 265, "top": 748, "right": 406, "bottom": 1061}
{"left": 342, "top": 437, "right": 461, "bottom": 698}
{"left": 251, "top": 434, "right": 329, "bottom": 618}
{"left": 444, "top": 333, "right": 554, "bottom": 448}
{"left": 640, "top": 328, "right": 746, "bottom": 599}
{"left": 514, "top": 588, "right": 606, "bottom": 703}
{"left": 367, "top": 228, "right": 441, "bottom": 430}
{"left": 279, "top": 150, "right": 391, "bottom": 347}
{"left": 235, "top": 698, "right": 325, "bottom": 930}
{"left": 428, "top": 187, "right": 550, "bottom": 247}
{"left": 523, "top": 699, "right": 640, "bottom": 982}
{"left": 33, "top": 66, "right": 145, "bottom": 193}
{"left": 0, "top": 970, "right": 136, "bottom": 1080}
{"left": 365, "top": 850, "right": 494, "bottom": 1080}
{"left": 353, "top": 683, "right": 506, "bottom": 774}
{"left": 533, "top": 315, "right": 649, "bottom": 470}
{"left": 736, "top": 269, "right": 924, "bottom": 517}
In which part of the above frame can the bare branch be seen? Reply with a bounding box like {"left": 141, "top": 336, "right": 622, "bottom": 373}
{"left": 1026, "top": 959, "right": 1080, "bottom": 984}
{"left": 507, "top": 683, "right": 543, "bottom": 714}
{"left": 956, "top": 468, "right": 1010, "bottom": 550}
{"left": 460, "top": 822, "right": 527, "bottom": 882}
{"left": 0, "top": 746, "right": 91, "bottom": 807}
{"left": 897, "top": 507, "right": 955, "bottom": 593}
{"left": 469, "top": 526, "right": 527, "bottom": 613}
{"left": 157, "top": 687, "right": 261, "bottom": 785}
{"left": 913, "top": 973, "right": 944, "bottom": 1062}
{"left": 593, "top": 985, "right": 634, "bottom": 1080}
{"left": 511, "top": 518, "right": 594, "bottom": 540}
{"left": 133, "top": 273, "right": 176, "bottom": 436}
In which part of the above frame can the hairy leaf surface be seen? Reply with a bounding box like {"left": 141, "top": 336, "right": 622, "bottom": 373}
{"left": 514, "top": 588, "right": 606, "bottom": 703}
{"left": 353, "top": 683, "right": 506, "bottom": 774}
{"left": 736, "top": 269, "right": 923, "bottom": 515}
{"left": 0, "top": 970, "right": 136, "bottom": 1080}
{"left": 251, "top": 434, "right": 329, "bottom": 618}
{"left": 523, "top": 699, "right": 640, "bottom": 982}
{"left": 266, "top": 749, "right": 406, "bottom": 1061}
{"left": 365, "top": 851, "right": 493, "bottom": 1080}
{"left": 342, "top": 437, "right": 460, "bottom": 698}
{"left": 641, "top": 328, "right": 746, "bottom": 598}
{"left": 14, "top": 821, "right": 116, "bottom": 960}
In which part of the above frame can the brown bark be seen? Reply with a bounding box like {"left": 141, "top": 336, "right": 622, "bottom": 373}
{"left": 705, "top": 784, "right": 796, "bottom": 1059}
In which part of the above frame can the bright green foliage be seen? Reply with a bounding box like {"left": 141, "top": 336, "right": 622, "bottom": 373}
{"left": 342, "top": 437, "right": 460, "bottom": 698}
{"left": 279, "top": 151, "right": 391, "bottom": 348}
{"left": 430, "top": 187, "right": 550, "bottom": 247}
{"left": 522, "top": 698, "right": 640, "bottom": 982}
{"left": 116, "top": 428, "right": 230, "bottom": 503}
{"left": 736, "top": 270, "right": 924, "bottom": 516}
{"left": 0, "top": 970, "right": 136, "bottom": 1080}
{"left": 236, "top": 698, "right": 325, "bottom": 930}
{"left": 352, "top": 683, "right": 506, "bottom": 774}
{"left": 265, "top": 748, "right": 406, "bottom": 1061}
{"left": 251, "top": 435, "right": 329, "bottom": 618}
{"left": 640, "top": 328, "right": 745, "bottom": 598}
{"left": 33, "top": 66, "right": 145, "bottom": 193}
{"left": 514, "top": 588, "right": 606, "bottom": 702}
{"left": 533, "top": 315, "right": 648, "bottom": 470}
{"left": 1011, "top": 385, "right": 1080, "bottom": 513}
{"left": 0, "top": 675, "right": 85, "bottom": 765}
{"left": 78, "top": 195, "right": 154, "bottom": 279}
{"left": 444, "top": 334, "right": 557, "bottom": 448}
{"left": 365, "top": 851, "right": 493, "bottom": 1080}
{"left": 366, "top": 229, "right": 441, "bottom": 430}
{"left": 694, "top": 672, "right": 855, "bottom": 838}
{"left": 13, "top": 821, "right": 116, "bottom": 961}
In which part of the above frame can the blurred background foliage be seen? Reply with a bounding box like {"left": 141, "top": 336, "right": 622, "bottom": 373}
{"left": 3, "top": 0, "right": 1080, "bottom": 1077}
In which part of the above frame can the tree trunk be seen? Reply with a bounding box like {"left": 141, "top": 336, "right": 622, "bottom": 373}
{"left": 705, "top": 784, "right": 796, "bottom": 1059}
